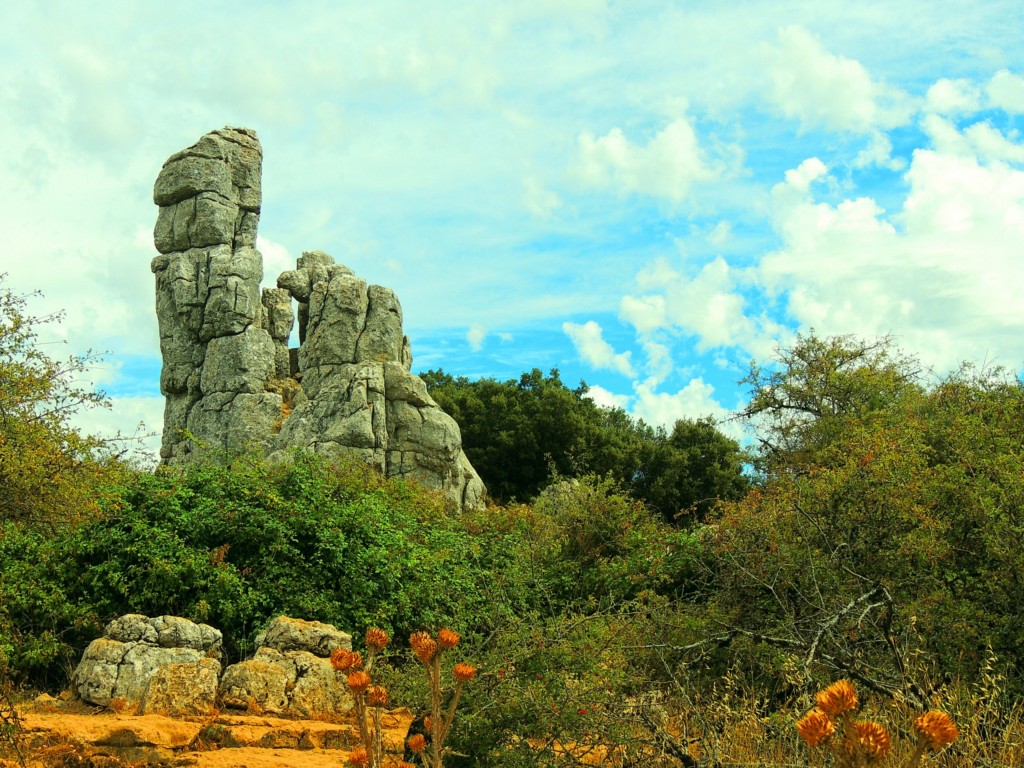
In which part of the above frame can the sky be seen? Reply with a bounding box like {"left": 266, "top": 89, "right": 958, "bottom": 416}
{"left": 2, "top": 0, "right": 1023, "bottom": 460}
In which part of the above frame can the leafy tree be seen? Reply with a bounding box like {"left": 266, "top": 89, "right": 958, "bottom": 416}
{"left": 633, "top": 417, "right": 749, "bottom": 522}
{"left": 0, "top": 279, "right": 120, "bottom": 526}
{"left": 422, "top": 368, "right": 748, "bottom": 519}
{"left": 698, "top": 334, "right": 1024, "bottom": 700}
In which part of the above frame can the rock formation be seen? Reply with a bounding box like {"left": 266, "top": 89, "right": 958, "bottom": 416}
{"left": 71, "top": 614, "right": 222, "bottom": 711}
{"left": 152, "top": 127, "right": 485, "bottom": 511}
{"left": 218, "top": 617, "right": 353, "bottom": 717}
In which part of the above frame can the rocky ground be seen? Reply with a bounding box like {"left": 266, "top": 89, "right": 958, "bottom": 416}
{"left": 4, "top": 694, "right": 415, "bottom": 767}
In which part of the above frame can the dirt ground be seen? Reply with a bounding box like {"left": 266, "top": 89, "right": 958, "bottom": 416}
{"left": 4, "top": 694, "right": 416, "bottom": 767}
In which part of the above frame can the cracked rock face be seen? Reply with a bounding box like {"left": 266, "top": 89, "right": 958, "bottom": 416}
{"left": 152, "top": 128, "right": 485, "bottom": 512}
{"left": 71, "top": 614, "right": 222, "bottom": 710}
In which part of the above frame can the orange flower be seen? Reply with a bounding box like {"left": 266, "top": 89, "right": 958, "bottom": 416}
{"left": 914, "top": 711, "right": 958, "bottom": 750}
{"left": 330, "top": 648, "right": 351, "bottom": 671}
{"left": 365, "top": 627, "right": 390, "bottom": 651}
{"left": 850, "top": 721, "right": 891, "bottom": 764}
{"left": 368, "top": 685, "right": 389, "bottom": 707}
{"left": 410, "top": 631, "right": 438, "bottom": 664}
{"left": 453, "top": 662, "right": 477, "bottom": 683}
{"left": 816, "top": 680, "right": 858, "bottom": 719}
{"left": 346, "top": 670, "right": 372, "bottom": 695}
{"left": 330, "top": 648, "right": 363, "bottom": 671}
{"left": 437, "top": 628, "right": 461, "bottom": 651}
{"left": 407, "top": 733, "right": 427, "bottom": 753}
{"left": 347, "top": 747, "right": 370, "bottom": 767}
{"left": 796, "top": 709, "right": 835, "bottom": 748}
{"left": 423, "top": 716, "right": 433, "bottom": 732}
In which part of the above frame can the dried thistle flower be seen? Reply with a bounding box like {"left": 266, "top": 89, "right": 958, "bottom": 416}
{"left": 365, "top": 627, "right": 389, "bottom": 651}
{"left": 407, "top": 733, "right": 427, "bottom": 754}
{"left": 849, "top": 721, "right": 891, "bottom": 764}
{"left": 913, "top": 711, "right": 958, "bottom": 750}
{"left": 423, "top": 716, "right": 433, "bottom": 732}
{"left": 329, "top": 647, "right": 350, "bottom": 671}
{"left": 347, "top": 747, "right": 370, "bottom": 767}
{"left": 453, "top": 662, "right": 477, "bottom": 683}
{"left": 346, "top": 670, "right": 372, "bottom": 695}
{"left": 816, "top": 679, "right": 858, "bottom": 719}
{"left": 437, "top": 628, "right": 461, "bottom": 651}
{"left": 367, "top": 685, "right": 389, "bottom": 707}
{"left": 410, "top": 631, "right": 438, "bottom": 664}
{"left": 330, "top": 648, "right": 363, "bottom": 671}
{"left": 796, "top": 709, "right": 835, "bottom": 748}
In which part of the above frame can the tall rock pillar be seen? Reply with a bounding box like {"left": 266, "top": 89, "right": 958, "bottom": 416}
{"left": 151, "top": 127, "right": 283, "bottom": 463}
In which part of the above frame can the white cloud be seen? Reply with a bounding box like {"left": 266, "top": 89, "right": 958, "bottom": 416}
{"left": 853, "top": 131, "right": 906, "bottom": 170}
{"left": 763, "top": 26, "right": 912, "bottom": 133}
{"left": 755, "top": 134, "right": 1024, "bottom": 369}
{"left": 583, "top": 384, "right": 630, "bottom": 410}
{"left": 562, "top": 320, "right": 635, "bottom": 377}
{"left": 987, "top": 69, "right": 1024, "bottom": 114}
{"left": 925, "top": 77, "right": 982, "bottom": 115}
{"left": 632, "top": 376, "right": 732, "bottom": 431}
{"left": 578, "top": 117, "right": 718, "bottom": 201}
{"left": 619, "top": 294, "right": 667, "bottom": 334}
{"left": 467, "top": 323, "right": 487, "bottom": 351}
{"left": 68, "top": 395, "right": 164, "bottom": 467}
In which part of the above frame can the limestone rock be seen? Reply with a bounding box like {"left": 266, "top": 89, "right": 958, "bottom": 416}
{"left": 254, "top": 616, "right": 352, "bottom": 657}
{"left": 139, "top": 657, "right": 221, "bottom": 717}
{"left": 219, "top": 647, "right": 352, "bottom": 717}
{"left": 153, "top": 128, "right": 486, "bottom": 511}
{"left": 71, "top": 615, "right": 222, "bottom": 709}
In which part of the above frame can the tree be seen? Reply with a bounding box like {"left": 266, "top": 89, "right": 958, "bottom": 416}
{"left": 697, "top": 334, "right": 1024, "bottom": 700}
{"left": 633, "top": 417, "right": 749, "bottom": 522}
{"left": 422, "top": 368, "right": 748, "bottom": 518}
{"left": 0, "top": 279, "right": 117, "bottom": 526}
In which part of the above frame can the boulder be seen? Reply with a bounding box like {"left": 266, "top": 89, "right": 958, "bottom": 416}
{"left": 139, "top": 657, "right": 221, "bottom": 717}
{"left": 71, "top": 615, "right": 222, "bottom": 709}
{"left": 255, "top": 616, "right": 352, "bottom": 657}
{"left": 218, "top": 647, "right": 352, "bottom": 717}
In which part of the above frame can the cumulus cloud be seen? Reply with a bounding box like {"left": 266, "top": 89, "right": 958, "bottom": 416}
{"left": 925, "top": 77, "right": 983, "bottom": 115}
{"left": 563, "top": 320, "right": 636, "bottom": 377}
{"left": 583, "top": 384, "right": 630, "bottom": 410}
{"left": 763, "top": 26, "right": 912, "bottom": 133}
{"left": 755, "top": 132, "right": 1024, "bottom": 369}
{"left": 578, "top": 117, "right": 718, "bottom": 201}
{"left": 632, "top": 377, "right": 734, "bottom": 433}
{"left": 987, "top": 69, "right": 1024, "bottom": 113}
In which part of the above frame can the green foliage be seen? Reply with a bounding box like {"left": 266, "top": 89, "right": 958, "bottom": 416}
{"left": 423, "top": 367, "right": 748, "bottom": 520}
{"left": 0, "top": 278, "right": 123, "bottom": 526}
{"left": 705, "top": 333, "right": 1024, "bottom": 694}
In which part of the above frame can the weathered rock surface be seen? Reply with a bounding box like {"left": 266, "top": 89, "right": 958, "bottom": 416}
{"left": 152, "top": 128, "right": 485, "bottom": 512}
{"left": 254, "top": 616, "right": 351, "bottom": 657}
{"left": 139, "top": 657, "right": 220, "bottom": 717}
{"left": 218, "top": 648, "right": 352, "bottom": 717}
{"left": 71, "top": 615, "right": 222, "bottom": 709}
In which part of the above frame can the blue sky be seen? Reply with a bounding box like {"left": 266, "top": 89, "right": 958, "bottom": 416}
{"left": 2, "top": 1, "right": 1023, "bottom": 459}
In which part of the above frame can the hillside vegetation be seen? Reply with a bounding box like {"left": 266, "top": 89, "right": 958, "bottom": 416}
{"left": 1, "top": 280, "right": 1022, "bottom": 766}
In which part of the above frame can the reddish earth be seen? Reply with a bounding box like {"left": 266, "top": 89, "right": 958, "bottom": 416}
{"left": 4, "top": 695, "right": 415, "bottom": 767}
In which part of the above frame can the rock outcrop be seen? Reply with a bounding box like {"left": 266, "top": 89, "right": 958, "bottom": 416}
{"left": 71, "top": 615, "right": 222, "bottom": 710}
{"left": 218, "top": 617, "right": 353, "bottom": 717}
{"left": 152, "top": 127, "right": 485, "bottom": 512}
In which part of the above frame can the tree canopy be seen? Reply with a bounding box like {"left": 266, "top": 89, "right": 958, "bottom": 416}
{"left": 702, "top": 333, "right": 1024, "bottom": 696}
{"left": 421, "top": 367, "right": 748, "bottom": 520}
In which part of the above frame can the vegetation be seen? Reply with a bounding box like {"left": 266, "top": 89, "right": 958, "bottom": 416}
{"left": 422, "top": 367, "right": 749, "bottom": 520}
{"left": 1, "top": 282, "right": 1022, "bottom": 766}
